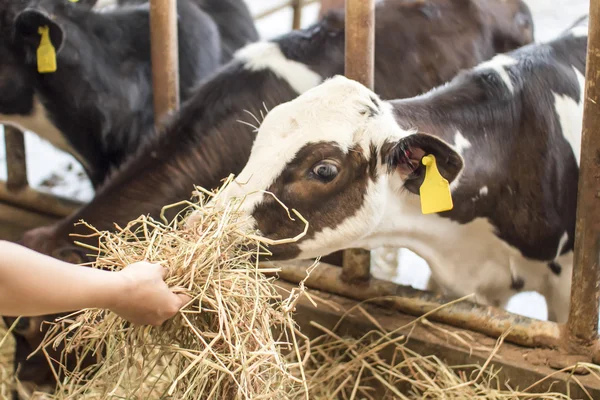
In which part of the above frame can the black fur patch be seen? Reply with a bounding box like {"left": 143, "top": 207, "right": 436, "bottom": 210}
{"left": 548, "top": 261, "right": 562, "bottom": 275}
{"left": 511, "top": 276, "right": 525, "bottom": 291}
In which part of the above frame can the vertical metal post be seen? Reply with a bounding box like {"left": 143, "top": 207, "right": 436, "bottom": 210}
{"left": 567, "top": 0, "right": 600, "bottom": 351}
{"left": 341, "top": 0, "right": 375, "bottom": 282}
{"left": 292, "top": 0, "right": 303, "bottom": 30}
{"left": 149, "top": 0, "right": 180, "bottom": 127}
{"left": 3, "top": 125, "right": 28, "bottom": 191}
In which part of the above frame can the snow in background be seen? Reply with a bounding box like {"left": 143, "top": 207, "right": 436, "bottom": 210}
{"left": 0, "top": 0, "right": 591, "bottom": 321}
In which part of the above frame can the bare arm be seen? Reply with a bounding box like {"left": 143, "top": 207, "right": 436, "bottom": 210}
{"left": 0, "top": 241, "right": 188, "bottom": 325}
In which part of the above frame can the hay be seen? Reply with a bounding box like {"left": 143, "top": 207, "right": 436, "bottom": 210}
{"left": 291, "top": 313, "right": 600, "bottom": 400}
{"left": 11, "top": 175, "right": 600, "bottom": 400}
{"left": 1, "top": 320, "right": 14, "bottom": 400}
{"left": 36, "top": 176, "right": 311, "bottom": 400}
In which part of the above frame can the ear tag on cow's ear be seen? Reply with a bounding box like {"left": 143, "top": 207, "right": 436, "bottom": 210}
{"left": 37, "top": 26, "right": 57, "bottom": 74}
{"left": 419, "top": 154, "right": 453, "bottom": 215}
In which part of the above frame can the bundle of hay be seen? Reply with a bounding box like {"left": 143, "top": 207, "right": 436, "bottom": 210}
{"left": 37, "top": 176, "right": 310, "bottom": 399}
{"left": 0, "top": 322, "right": 13, "bottom": 400}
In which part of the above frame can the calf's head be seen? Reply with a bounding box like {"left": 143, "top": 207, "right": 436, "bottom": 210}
{"left": 218, "top": 76, "right": 464, "bottom": 260}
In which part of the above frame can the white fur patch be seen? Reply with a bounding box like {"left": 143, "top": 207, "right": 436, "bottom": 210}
{"left": 479, "top": 186, "right": 488, "bottom": 196}
{"left": 569, "top": 24, "right": 589, "bottom": 38}
{"left": 556, "top": 231, "right": 569, "bottom": 260}
{"left": 0, "top": 96, "right": 88, "bottom": 169}
{"left": 474, "top": 54, "right": 518, "bottom": 93}
{"left": 453, "top": 130, "right": 471, "bottom": 155}
{"left": 235, "top": 42, "right": 323, "bottom": 95}
{"left": 93, "top": 0, "right": 118, "bottom": 11}
{"left": 552, "top": 69, "right": 585, "bottom": 166}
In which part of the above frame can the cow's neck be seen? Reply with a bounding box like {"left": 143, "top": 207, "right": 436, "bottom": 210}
{"left": 56, "top": 64, "right": 303, "bottom": 244}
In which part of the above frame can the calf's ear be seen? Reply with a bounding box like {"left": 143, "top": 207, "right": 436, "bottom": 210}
{"left": 383, "top": 133, "right": 464, "bottom": 195}
{"left": 14, "top": 8, "right": 65, "bottom": 55}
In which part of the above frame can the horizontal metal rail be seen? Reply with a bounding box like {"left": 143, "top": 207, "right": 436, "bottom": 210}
{"left": 0, "top": 181, "right": 82, "bottom": 218}
{"left": 274, "top": 260, "right": 561, "bottom": 349}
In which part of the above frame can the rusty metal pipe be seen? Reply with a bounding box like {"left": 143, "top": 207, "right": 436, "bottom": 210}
{"left": 276, "top": 261, "right": 561, "bottom": 348}
{"left": 150, "top": 0, "right": 180, "bottom": 128}
{"left": 344, "top": 0, "right": 375, "bottom": 88}
{"left": 567, "top": 0, "right": 600, "bottom": 351}
{"left": 292, "top": 0, "right": 303, "bottom": 30}
{"left": 341, "top": 0, "right": 375, "bottom": 282}
{"left": 3, "top": 125, "right": 28, "bottom": 191}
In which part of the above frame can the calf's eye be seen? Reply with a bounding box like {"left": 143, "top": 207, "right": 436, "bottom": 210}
{"left": 312, "top": 161, "right": 339, "bottom": 182}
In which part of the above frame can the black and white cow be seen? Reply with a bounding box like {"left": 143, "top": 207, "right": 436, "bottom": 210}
{"left": 0, "top": 0, "right": 240, "bottom": 186}
{"left": 113, "top": 0, "right": 259, "bottom": 63}
{"left": 216, "top": 18, "right": 588, "bottom": 324}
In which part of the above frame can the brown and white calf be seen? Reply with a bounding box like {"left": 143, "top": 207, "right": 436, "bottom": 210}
{"left": 217, "top": 19, "right": 588, "bottom": 323}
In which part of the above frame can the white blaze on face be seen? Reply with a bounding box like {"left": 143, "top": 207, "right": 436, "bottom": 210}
{"left": 235, "top": 42, "right": 323, "bottom": 95}
{"left": 220, "top": 76, "right": 406, "bottom": 218}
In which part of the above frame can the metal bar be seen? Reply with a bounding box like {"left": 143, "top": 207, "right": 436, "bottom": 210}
{"left": 0, "top": 181, "right": 83, "bottom": 218}
{"left": 149, "top": 0, "right": 180, "bottom": 127}
{"left": 567, "top": 0, "right": 600, "bottom": 351}
{"left": 292, "top": 0, "right": 303, "bottom": 30}
{"left": 341, "top": 0, "right": 375, "bottom": 282}
{"left": 275, "top": 261, "right": 561, "bottom": 348}
{"left": 344, "top": 0, "right": 375, "bottom": 88}
{"left": 3, "top": 125, "right": 28, "bottom": 191}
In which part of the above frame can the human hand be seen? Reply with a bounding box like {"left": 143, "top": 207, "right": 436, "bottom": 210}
{"left": 110, "top": 262, "right": 190, "bottom": 326}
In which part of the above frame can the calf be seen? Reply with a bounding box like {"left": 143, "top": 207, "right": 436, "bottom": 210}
{"left": 217, "top": 19, "right": 588, "bottom": 324}
{"left": 13, "top": 0, "right": 533, "bottom": 396}
{"left": 0, "top": 0, "right": 222, "bottom": 186}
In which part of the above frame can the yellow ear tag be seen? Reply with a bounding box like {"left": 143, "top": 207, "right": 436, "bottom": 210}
{"left": 37, "top": 26, "right": 57, "bottom": 74}
{"left": 419, "top": 154, "right": 454, "bottom": 214}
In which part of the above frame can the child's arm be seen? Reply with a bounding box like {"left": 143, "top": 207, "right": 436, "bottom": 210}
{"left": 0, "top": 241, "right": 188, "bottom": 326}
